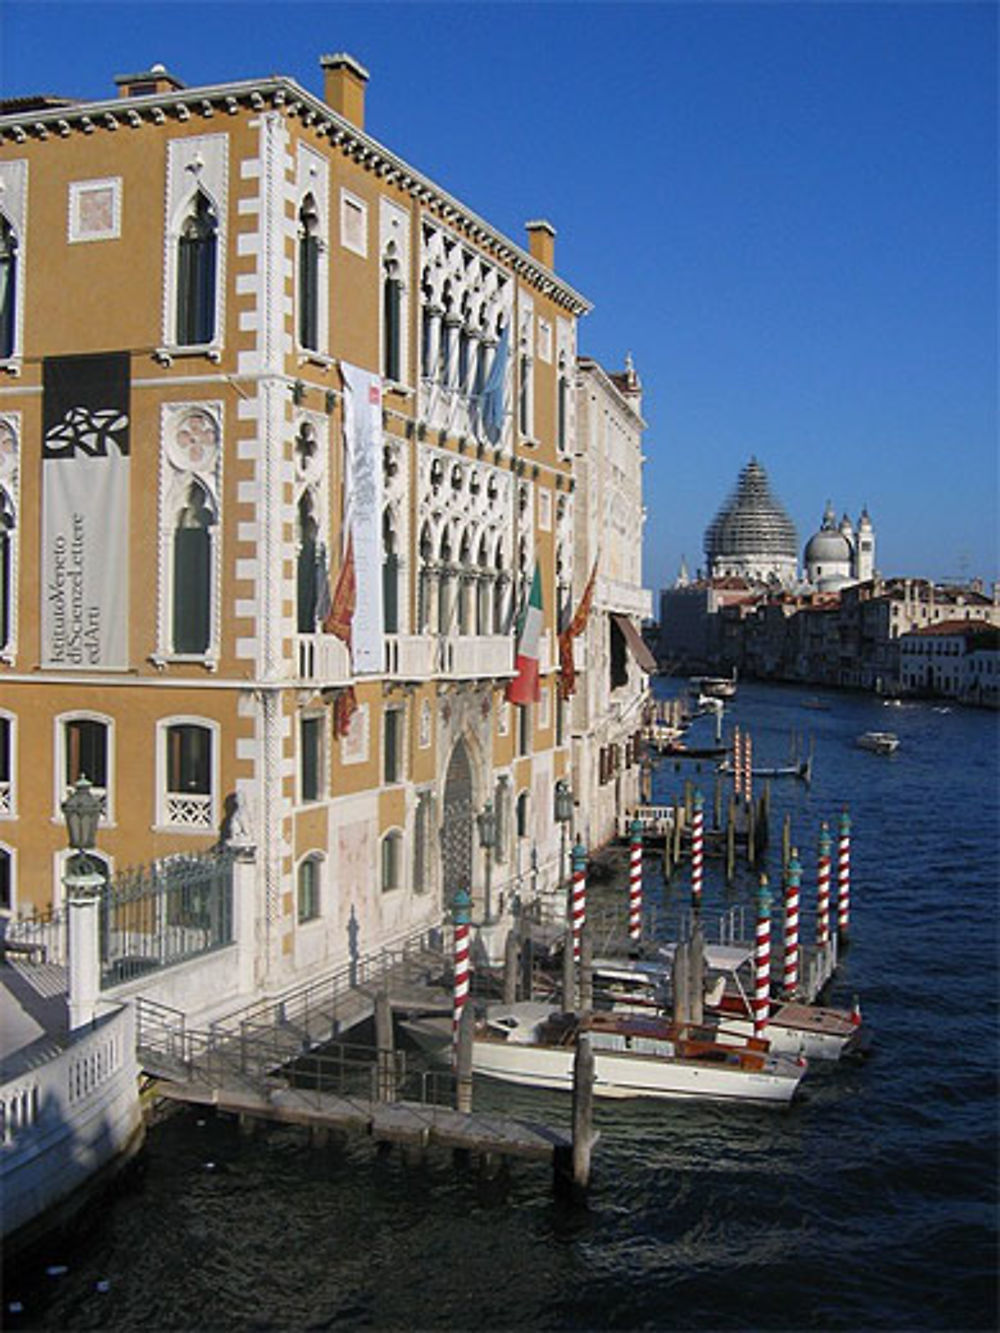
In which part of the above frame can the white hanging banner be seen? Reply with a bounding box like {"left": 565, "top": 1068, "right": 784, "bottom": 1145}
{"left": 340, "top": 362, "right": 383, "bottom": 674}
{"left": 41, "top": 353, "right": 130, "bottom": 670}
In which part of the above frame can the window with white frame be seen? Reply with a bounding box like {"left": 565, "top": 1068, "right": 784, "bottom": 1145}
{"left": 175, "top": 190, "right": 218, "bottom": 348}
{"left": 516, "top": 790, "right": 530, "bottom": 840}
{"left": 61, "top": 715, "right": 111, "bottom": 820}
{"left": 0, "top": 415, "right": 19, "bottom": 655}
{"left": 383, "top": 706, "right": 404, "bottom": 785}
{"left": 0, "top": 714, "right": 12, "bottom": 818}
{"left": 297, "top": 854, "right": 322, "bottom": 924}
{"left": 160, "top": 720, "right": 215, "bottom": 830}
{"left": 494, "top": 776, "right": 510, "bottom": 863}
{"left": 68, "top": 178, "right": 122, "bottom": 244}
{"left": 164, "top": 135, "right": 227, "bottom": 355}
{"left": 0, "top": 213, "right": 18, "bottom": 361}
{"left": 518, "top": 302, "right": 535, "bottom": 439}
{"left": 381, "top": 829, "right": 403, "bottom": 893}
{"left": 300, "top": 714, "right": 324, "bottom": 803}
{"left": 298, "top": 194, "right": 321, "bottom": 353}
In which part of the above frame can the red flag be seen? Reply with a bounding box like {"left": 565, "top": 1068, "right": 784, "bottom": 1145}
{"left": 558, "top": 559, "right": 598, "bottom": 701}
{"left": 323, "top": 533, "right": 356, "bottom": 644}
{"left": 333, "top": 686, "right": 358, "bottom": 739}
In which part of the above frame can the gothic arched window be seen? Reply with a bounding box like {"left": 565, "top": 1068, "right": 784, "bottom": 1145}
{"left": 176, "top": 192, "right": 218, "bottom": 347}
{"left": 383, "top": 508, "right": 399, "bottom": 634}
{"left": 297, "top": 491, "right": 319, "bottom": 633}
{"left": 172, "top": 479, "right": 214, "bottom": 654}
{"left": 0, "top": 215, "right": 17, "bottom": 360}
{"left": 382, "top": 250, "right": 402, "bottom": 382}
{"left": 298, "top": 194, "right": 320, "bottom": 352}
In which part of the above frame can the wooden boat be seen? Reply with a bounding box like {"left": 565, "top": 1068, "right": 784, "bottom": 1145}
{"left": 857, "top": 730, "right": 899, "bottom": 754}
{"left": 660, "top": 740, "right": 728, "bottom": 760}
{"left": 593, "top": 945, "right": 863, "bottom": 1062}
{"left": 472, "top": 1002, "right": 806, "bottom": 1105}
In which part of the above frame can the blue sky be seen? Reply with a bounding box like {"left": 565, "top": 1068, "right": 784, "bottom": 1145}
{"left": 3, "top": 1, "right": 996, "bottom": 591}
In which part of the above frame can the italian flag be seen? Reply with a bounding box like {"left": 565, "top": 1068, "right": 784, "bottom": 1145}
{"left": 507, "top": 562, "right": 543, "bottom": 705}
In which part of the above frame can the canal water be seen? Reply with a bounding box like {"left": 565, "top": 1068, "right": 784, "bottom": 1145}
{"left": 6, "top": 682, "right": 998, "bottom": 1330}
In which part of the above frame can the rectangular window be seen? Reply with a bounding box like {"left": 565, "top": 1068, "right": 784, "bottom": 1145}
{"left": 168, "top": 725, "right": 211, "bottom": 794}
{"left": 384, "top": 707, "right": 403, "bottom": 785}
{"left": 0, "top": 717, "right": 11, "bottom": 815}
{"left": 301, "top": 716, "right": 323, "bottom": 802}
{"left": 0, "top": 848, "right": 10, "bottom": 911}
{"left": 298, "top": 858, "right": 321, "bottom": 923}
{"left": 381, "top": 832, "right": 401, "bottom": 893}
{"left": 65, "top": 719, "right": 108, "bottom": 790}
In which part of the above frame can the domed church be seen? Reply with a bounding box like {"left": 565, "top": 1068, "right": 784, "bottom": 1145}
{"left": 804, "top": 502, "right": 875, "bottom": 591}
{"left": 704, "top": 457, "right": 799, "bottom": 587}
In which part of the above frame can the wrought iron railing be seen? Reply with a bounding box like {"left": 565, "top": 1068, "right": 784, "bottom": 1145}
{"left": 100, "top": 850, "right": 235, "bottom": 988}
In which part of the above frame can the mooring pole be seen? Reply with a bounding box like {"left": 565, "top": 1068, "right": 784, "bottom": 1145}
{"left": 455, "top": 997, "right": 475, "bottom": 1114}
{"left": 816, "top": 821, "right": 832, "bottom": 950}
{"left": 503, "top": 927, "right": 520, "bottom": 1005}
{"left": 571, "top": 837, "right": 587, "bottom": 961}
{"left": 571, "top": 1036, "right": 595, "bottom": 1193}
{"left": 753, "top": 875, "right": 772, "bottom": 1040}
{"left": 563, "top": 924, "right": 576, "bottom": 1012}
{"left": 579, "top": 924, "right": 593, "bottom": 1012}
{"left": 725, "top": 797, "right": 736, "bottom": 885}
{"left": 690, "top": 789, "right": 704, "bottom": 910}
{"left": 628, "top": 816, "right": 643, "bottom": 945}
{"left": 452, "top": 886, "right": 472, "bottom": 1062}
{"left": 782, "top": 849, "right": 801, "bottom": 999}
{"left": 837, "top": 808, "right": 852, "bottom": 942}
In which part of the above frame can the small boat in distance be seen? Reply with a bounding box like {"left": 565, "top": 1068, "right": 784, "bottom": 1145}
{"left": 690, "top": 670, "right": 737, "bottom": 700}
{"left": 857, "top": 730, "right": 899, "bottom": 754}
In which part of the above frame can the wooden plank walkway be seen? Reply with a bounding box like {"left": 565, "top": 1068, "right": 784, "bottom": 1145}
{"left": 154, "top": 1078, "right": 575, "bottom": 1162}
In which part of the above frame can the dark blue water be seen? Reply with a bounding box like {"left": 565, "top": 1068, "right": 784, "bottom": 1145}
{"left": 7, "top": 682, "right": 999, "bottom": 1331}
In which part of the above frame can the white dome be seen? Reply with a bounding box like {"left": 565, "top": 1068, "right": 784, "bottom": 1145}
{"left": 805, "top": 529, "right": 852, "bottom": 564}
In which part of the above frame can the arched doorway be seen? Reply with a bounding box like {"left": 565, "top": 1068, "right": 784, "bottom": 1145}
{"left": 440, "top": 739, "right": 473, "bottom": 909}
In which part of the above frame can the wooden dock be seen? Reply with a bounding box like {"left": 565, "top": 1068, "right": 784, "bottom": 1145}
{"left": 154, "top": 1077, "right": 576, "bottom": 1164}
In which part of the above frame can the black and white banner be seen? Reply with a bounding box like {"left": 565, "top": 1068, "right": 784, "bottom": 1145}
{"left": 341, "top": 362, "right": 383, "bottom": 673}
{"left": 41, "top": 352, "right": 130, "bottom": 669}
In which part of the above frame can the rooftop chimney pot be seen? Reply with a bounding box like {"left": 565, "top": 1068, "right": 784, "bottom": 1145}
{"left": 525, "top": 219, "right": 556, "bottom": 270}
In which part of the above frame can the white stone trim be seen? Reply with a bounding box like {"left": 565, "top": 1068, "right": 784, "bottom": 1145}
{"left": 0, "top": 412, "right": 20, "bottom": 661}
{"left": 0, "top": 158, "right": 27, "bottom": 372}
{"left": 162, "top": 133, "right": 229, "bottom": 356}
{"left": 67, "top": 176, "right": 122, "bottom": 243}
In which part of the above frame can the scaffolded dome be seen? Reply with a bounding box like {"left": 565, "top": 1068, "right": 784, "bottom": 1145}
{"left": 704, "top": 457, "right": 799, "bottom": 586}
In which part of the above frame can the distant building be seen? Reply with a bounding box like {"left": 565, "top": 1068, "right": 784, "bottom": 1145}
{"left": 900, "top": 621, "right": 1000, "bottom": 706}
{"left": 803, "top": 503, "right": 875, "bottom": 591}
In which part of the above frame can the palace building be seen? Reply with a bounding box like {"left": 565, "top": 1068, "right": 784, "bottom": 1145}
{"left": 0, "top": 55, "right": 651, "bottom": 987}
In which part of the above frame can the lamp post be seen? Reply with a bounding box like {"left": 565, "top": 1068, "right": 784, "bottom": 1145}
{"left": 61, "top": 775, "right": 106, "bottom": 1031}
{"left": 477, "top": 798, "right": 497, "bottom": 924}
{"left": 554, "top": 778, "right": 573, "bottom": 897}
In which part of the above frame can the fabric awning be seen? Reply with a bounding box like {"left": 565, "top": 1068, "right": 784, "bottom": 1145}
{"left": 611, "top": 612, "right": 658, "bottom": 674}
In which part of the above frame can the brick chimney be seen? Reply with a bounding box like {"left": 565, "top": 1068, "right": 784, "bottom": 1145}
{"left": 115, "top": 64, "right": 185, "bottom": 98}
{"left": 525, "top": 219, "right": 556, "bottom": 270}
{"left": 321, "top": 53, "right": 369, "bottom": 130}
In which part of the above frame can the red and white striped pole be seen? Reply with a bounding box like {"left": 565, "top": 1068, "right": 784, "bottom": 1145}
{"left": 732, "top": 726, "right": 742, "bottom": 799}
{"left": 746, "top": 732, "right": 754, "bottom": 800}
{"left": 571, "top": 837, "right": 587, "bottom": 961}
{"left": 753, "top": 876, "right": 772, "bottom": 1040}
{"left": 451, "top": 887, "right": 471, "bottom": 1060}
{"left": 836, "top": 808, "right": 851, "bottom": 941}
{"left": 782, "top": 849, "right": 801, "bottom": 998}
{"left": 816, "top": 821, "right": 832, "bottom": 948}
{"left": 628, "top": 816, "right": 643, "bottom": 943}
{"left": 690, "top": 789, "right": 704, "bottom": 909}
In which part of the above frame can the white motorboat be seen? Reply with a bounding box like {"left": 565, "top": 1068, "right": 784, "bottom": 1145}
{"left": 594, "top": 944, "right": 864, "bottom": 1061}
{"left": 857, "top": 730, "right": 899, "bottom": 754}
{"left": 472, "top": 1002, "right": 806, "bottom": 1105}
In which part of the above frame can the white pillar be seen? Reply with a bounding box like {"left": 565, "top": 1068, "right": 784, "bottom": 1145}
{"left": 66, "top": 872, "right": 103, "bottom": 1031}
{"left": 232, "top": 848, "right": 259, "bottom": 997}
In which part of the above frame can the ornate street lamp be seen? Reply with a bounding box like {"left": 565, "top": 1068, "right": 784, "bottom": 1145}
{"left": 477, "top": 798, "right": 497, "bottom": 923}
{"left": 62, "top": 775, "right": 102, "bottom": 865}
{"left": 554, "top": 778, "right": 573, "bottom": 893}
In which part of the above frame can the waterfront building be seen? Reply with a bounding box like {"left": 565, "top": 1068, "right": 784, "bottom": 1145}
{"left": 899, "top": 621, "right": 1000, "bottom": 706}
{"left": 704, "top": 457, "right": 799, "bottom": 588}
{"left": 0, "top": 53, "right": 621, "bottom": 989}
{"left": 571, "top": 356, "right": 653, "bottom": 848}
